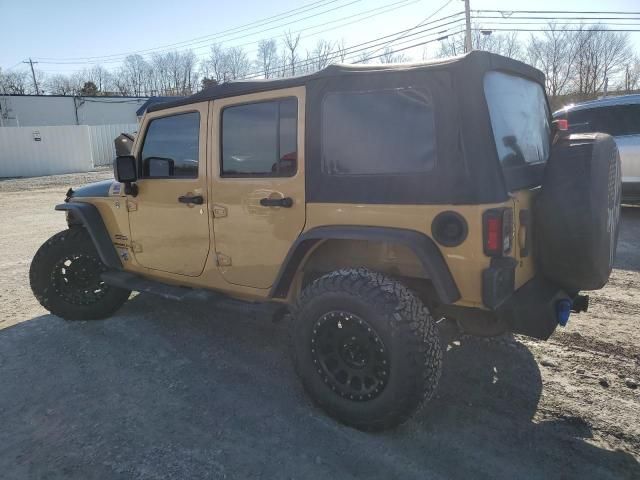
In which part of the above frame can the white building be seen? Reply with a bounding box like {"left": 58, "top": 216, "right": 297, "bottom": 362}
{"left": 0, "top": 95, "right": 149, "bottom": 127}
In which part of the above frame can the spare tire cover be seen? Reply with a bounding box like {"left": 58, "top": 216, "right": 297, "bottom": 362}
{"left": 535, "top": 133, "right": 621, "bottom": 291}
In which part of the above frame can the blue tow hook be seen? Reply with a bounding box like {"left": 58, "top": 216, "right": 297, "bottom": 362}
{"left": 556, "top": 299, "right": 572, "bottom": 327}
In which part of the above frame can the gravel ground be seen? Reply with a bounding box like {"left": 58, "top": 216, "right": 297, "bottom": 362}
{"left": 0, "top": 172, "right": 638, "bottom": 479}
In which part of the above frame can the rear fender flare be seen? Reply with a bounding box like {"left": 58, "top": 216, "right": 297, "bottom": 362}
{"left": 270, "top": 226, "right": 460, "bottom": 304}
{"left": 55, "top": 202, "right": 122, "bottom": 270}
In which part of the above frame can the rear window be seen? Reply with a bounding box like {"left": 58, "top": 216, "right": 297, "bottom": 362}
{"left": 321, "top": 88, "right": 436, "bottom": 175}
{"left": 484, "top": 71, "right": 550, "bottom": 170}
{"left": 567, "top": 104, "right": 640, "bottom": 136}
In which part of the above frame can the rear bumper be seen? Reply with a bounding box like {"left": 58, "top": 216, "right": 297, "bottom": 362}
{"left": 495, "top": 276, "right": 571, "bottom": 340}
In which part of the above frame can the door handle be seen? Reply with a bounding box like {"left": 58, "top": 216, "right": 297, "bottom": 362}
{"left": 178, "top": 195, "right": 204, "bottom": 205}
{"left": 260, "top": 197, "right": 293, "bottom": 208}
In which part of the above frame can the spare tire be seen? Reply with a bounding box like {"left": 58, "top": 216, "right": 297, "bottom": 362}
{"left": 535, "top": 133, "right": 621, "bottom": 291}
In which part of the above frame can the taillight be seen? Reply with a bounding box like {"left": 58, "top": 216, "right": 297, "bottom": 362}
{"left": 553, "top": 118, "right": 569, "bottom": 131}
{"left": 483, "top": 208, "right": 513, "bottom": 257}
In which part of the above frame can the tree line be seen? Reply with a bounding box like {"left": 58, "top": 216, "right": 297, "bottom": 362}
{"left": 1, "top": 24, "right": 639, "bottom": 107}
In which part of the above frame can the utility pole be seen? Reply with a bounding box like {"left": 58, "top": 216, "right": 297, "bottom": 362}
{"left": 463, "top": 0, "right": 472, "bottom": 53}
{"left": 23, "top": 58, "right": 40, "bottom": 95}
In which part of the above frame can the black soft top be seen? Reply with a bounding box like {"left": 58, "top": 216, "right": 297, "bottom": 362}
{"left": 148, "top": 50, "right": 547, "bottom": 205}
{"left": 148, "top": 50, "right": 544, "bottom": 113}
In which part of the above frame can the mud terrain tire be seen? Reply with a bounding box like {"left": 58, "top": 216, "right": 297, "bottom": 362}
{"left": 290, "top": 268, "right": 442, "bottom": 431}
{"left": 30, "top": 228, "right": 130, "bottom": 320}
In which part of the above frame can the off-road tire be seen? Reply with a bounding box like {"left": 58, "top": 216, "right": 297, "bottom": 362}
{"left": 30, "top": 227, "right": 130, "bottom": 320}
{"left": 536, "top": 133, "right": 621, "bottom": 291}
{"left": 290, "top": 268, "right": 442, "bottom": 431}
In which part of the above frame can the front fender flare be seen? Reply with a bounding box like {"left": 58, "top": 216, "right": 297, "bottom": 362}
{"left": 269, "top": 226, "right": 460, "bottom": 304}
{"left": 55, "top": 202, "right": 122, "bottom": 270}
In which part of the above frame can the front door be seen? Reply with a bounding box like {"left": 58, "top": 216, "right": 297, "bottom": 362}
{"left": 210, "top": 87, "right": 306, "bottom": 289}
{"left": 128, "top": 103, "right": 211, "bottom": 276}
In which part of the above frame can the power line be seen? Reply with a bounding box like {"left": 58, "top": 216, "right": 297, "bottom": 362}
{"left": 240, "top": 15, "right": 464, "bottom": 79}
{"left": 472, "top": 15, "right": 640, "bottom": 21}
{"left": 470, "top": 27, "right": 640, "bottom": 33}
{"left": 36, "top": 0, "right": 369, "bottom": 65}
{"left": 38, "top": 6, "right": 464, "bottom": 77}
{"left": 471, "top": 21, "right": 640, "bottom": 27}
{"left": 34, "top": 0, "right": 341, "bottom": 61}
{"left": 352, "top": 29, "right": 466, "bottom": 63}
{"left": 366, "top": 0, "right": 456, "bottom": 58}
{"left": 473, "top": 10, "right": 640, "bottom": 15}
{"left": 38, "top": 0, "right": 419, "bottom": 66}
{"left": 31, "top": 0, "right": 431, "bottom": 74}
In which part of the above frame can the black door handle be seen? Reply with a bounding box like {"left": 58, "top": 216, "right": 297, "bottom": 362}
{"left": 260, "top": 197, "right": 293, "bottom": 208}
{"left": 178, "top": 195, "right": 204, "bottom": 205}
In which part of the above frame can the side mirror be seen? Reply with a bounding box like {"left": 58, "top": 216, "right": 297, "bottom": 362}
{"left": 114, "top": 155, "right": 138, "bottom": 196}
{"left": 146, "top": 157, "right": 175, "bottom": 177}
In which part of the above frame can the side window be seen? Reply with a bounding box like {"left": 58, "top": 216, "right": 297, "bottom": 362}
{"left": 221, "top": 97, "right": 297, "bottom": 177}
{"left": 140, "top": 112, "right": 200, "bottom": 178}
{"left": 321, "top": 88, "right": 436, "bottom": 175}
{"left": 567, "top": 108, "right": 597, "bottom": 134}
{"left": 606, "top": 105, "right": 640, "bottom": 136}
{"left": 569, "top": 105, "right": 640, "bottom": 136}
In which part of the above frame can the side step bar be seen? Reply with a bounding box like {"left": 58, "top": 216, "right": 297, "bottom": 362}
{"left": 101, "top": 270, "right": 209, "bottom": 301}
{"left": 100, "top": 270, "right": 288, "bottom": 320}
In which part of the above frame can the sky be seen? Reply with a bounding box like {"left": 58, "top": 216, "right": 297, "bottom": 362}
{"left": 1, "top": 0, "right": 639, "bottom": 76}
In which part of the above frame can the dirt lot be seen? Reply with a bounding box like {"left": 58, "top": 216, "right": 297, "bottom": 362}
{"left": 0, "top": 171, "right": 638, "bottom": 479}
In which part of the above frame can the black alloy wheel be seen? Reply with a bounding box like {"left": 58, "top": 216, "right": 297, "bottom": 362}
{"left": 311, "top": 310, "right": 390, "bottom": 402}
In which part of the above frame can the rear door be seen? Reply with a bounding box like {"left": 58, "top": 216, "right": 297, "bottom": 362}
{"left": 127, "top": 104, "right": 211, "bottom": 276}
{"left": 484, "top": 71, "right": 551, "bottom": 288}
{"left": 209, "top": 87, "right": 306, "bottom": 289}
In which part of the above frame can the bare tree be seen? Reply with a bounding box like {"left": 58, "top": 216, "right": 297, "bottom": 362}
{"left": 356, "top": 50, "right": 372, "bottom": 64}
{"left": 0, "top": 70, "right": 29, "bottom": 94}
{"left": 438, "top": 28, "right": 522, "bottom": 60}
{"left": 335, "top": 38, "right": 348, "bottom": 63}
{"left": 572, "top": 25, "right": 632, "bottom": 96}
{"left": 379, "top": 46, "right": 409, "bottom": 64}
{"left": 120, "top": 54, "right": 152, "bottom": 96}
{"left": 283, "top": 30, "right": 301, "bottom": 76}
{"left": 78, "top": 65, "right": 113, "bottom": 94}
{"left": 203, "top": 44, "right": 228, "bottom": 83}
{"left": 257, "top": 39, "right": 279, "bottom": 78}
{"left": 225, "top": 46, "right": 251, "bottom": 80}
{"left": 527, "top": 24, "right": 576, "bottom": 97}
{"left": 46, "top": 74, "right": 76, "bottom": 95}
{"left": 621, "top": 55, "right": 640, "bottom": 92}
{"left": 310, "top": 39, "right": 335, "bottom": 71}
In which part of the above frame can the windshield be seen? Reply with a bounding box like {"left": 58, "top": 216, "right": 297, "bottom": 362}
{"left": 484, "top": 71, "right": 550, "bottom": 173}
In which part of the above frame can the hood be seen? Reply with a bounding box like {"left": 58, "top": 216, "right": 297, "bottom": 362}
{"left": 71, "top": 179, "right": 116, "bottom": 198}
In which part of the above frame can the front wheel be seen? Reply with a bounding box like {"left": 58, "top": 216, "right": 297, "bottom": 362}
{"left": 290, "top": 268, "right": 442, "bottom": 431}
{"left": 30, "top": 228, "right": 130, "bottom": 320}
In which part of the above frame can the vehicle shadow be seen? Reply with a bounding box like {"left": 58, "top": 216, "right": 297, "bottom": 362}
{"left": 0, "top": 295, "right": 637, "bottom": 480}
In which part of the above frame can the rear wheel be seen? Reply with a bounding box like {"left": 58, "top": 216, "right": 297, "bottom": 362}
{"left": 30, "top": 228, "right": 130, "bottom": 320}
{"left": 290, "top": 268, "right": 442, "bottom": 431}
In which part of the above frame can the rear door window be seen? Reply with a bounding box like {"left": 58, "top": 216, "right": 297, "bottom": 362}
{"left": 484, "top": 71, "right": 550, "bottom": 169}
{"left": 221, "top": 98, "right": 297, "bottom": 177}
{"left": 321, "top": 88, "right": 436, "bottom": 175}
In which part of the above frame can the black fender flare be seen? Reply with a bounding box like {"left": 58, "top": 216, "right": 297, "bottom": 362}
{"left": 269, "top": 226, "right": 460, "bottom": 304}
{"left": 55, "top": 202, "right": 122, "bottom": 270}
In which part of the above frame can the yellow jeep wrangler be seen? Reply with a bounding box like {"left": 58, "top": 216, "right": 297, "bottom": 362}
{"left": 30, "top": 51, "right": 621, "bottom": 430}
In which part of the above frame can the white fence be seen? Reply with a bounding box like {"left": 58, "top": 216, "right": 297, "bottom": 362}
{"left": 0, "top": 123, "right": 137, "bottom": 177}
{"left": 89, "top": 123, "right": 138, "bottom": 167}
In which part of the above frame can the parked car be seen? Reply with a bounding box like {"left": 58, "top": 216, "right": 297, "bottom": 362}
{"left": 30, "top": 51, "right": 621, "bottom": 431}
{"left": 553, "top": 94, "right": 640, "bottom": 202}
